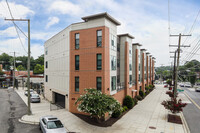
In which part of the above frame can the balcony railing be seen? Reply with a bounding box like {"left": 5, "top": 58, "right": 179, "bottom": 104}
{"left": 117, "top": 82, "right": 124, "bottom": 92}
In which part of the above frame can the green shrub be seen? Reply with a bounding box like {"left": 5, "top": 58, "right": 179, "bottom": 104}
{"left": 139, "top": 90, "right": 145, "bottom": 98}
{"left": 135, "top": 95, "right": 142, "bottom": 101}
{"left": 149, "top": 84, "right": 153, "bottom": 89}
{"left": 133, "top": 98, "right": 138, "bottom": 105}
{"left": 112, "top": 109, "right": 121, "bottom": 118}
{"left": 145, "top": 86, "right": 150, "bottom": 91}
{"left": 122, "top": 106, "right": 128, "bottom": 112}
{"left": 75, "top": 89, "right": 120, "bottom": 120}
{"left": 145, "top": 90, "right": 150, "bottom": 95}
{"left": 123, "top": 96, "right": 134, "bottom": 109}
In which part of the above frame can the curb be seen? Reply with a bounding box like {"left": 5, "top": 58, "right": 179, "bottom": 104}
{"left": 180, "top": 112, "right": 190, "bottom": 133}
{"left": 19, "top": 116, "right": 39, "bottom": 125}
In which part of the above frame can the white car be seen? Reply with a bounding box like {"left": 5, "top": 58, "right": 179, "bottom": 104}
{"left": 196, "top": 88, "right": 200, "bottom": 92}
{"left": 185, "top": 84, "right": 191, "bottom": 88}
{"left": 39, "top": 116, "right": 67, "bottom": 133}
{"left": 24, "top": 89, "right": 34, "bottom": 96}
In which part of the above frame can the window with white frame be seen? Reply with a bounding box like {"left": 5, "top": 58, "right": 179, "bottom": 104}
{"left": 111, "top": 34, "right": 116, "bottom": 51}
{"left": 111, "top": 56, "right": 116, "bottom": 70}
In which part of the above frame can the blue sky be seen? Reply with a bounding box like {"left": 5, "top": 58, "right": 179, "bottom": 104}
{"left": 0, "top": 0, "right": 200, "bottom": 66}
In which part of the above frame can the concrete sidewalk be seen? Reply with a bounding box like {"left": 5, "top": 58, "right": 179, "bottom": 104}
{"left": 15, "top": 85, "right": 189, "bottom": 133}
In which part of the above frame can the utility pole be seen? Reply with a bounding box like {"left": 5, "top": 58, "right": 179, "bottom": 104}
{"left": 12, "top": 51, "right": 16, "bottom": 89}
{"left": 170, "top": 34, "right": 191, "bottom": 98}
{"left": 5, "top": 18, "right": 31, "bottom": 115}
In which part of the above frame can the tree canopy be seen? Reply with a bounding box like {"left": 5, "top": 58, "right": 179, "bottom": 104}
{"left": 0, "top": 53, "right": 44, "bottom": 74}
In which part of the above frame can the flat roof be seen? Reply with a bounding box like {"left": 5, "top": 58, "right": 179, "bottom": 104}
{"left": 132, "top": 43, "right": 142, "bottom": 46}
{"left": 118, "top": 33, "right": 135, "bottom": 39}
{"left": 146, "top": 52, "right": 150, "bottom": 55}
{"left": 82, "top": 12, "right": 121, "bottom": 26}
{"left": 140, "top": 49, "right": 146, "bottom": 51}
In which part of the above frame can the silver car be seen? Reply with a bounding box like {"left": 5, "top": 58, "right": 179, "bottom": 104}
{"left": 30, "top": 94, "right": 40, "bottom": 103}
{"left": 24, "top": 89, "right": 34, "bottom": 96}
{"left": 39, "top": 116, "right": 67, "bottom": 133}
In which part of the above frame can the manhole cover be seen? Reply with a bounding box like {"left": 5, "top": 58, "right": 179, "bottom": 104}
{"left": 149, "top": 126, "right": 156, "bottom": 129}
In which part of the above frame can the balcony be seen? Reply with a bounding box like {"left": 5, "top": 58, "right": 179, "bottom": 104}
{"left": 117, "top": 82, "right": 124, "bottom": 92}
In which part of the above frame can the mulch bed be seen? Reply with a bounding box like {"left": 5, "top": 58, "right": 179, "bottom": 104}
{"left": 168, "top": 114, "right": 182, "bottom": 124}
{"left": 73, "top": 109, "right": 130, "bottom": 127}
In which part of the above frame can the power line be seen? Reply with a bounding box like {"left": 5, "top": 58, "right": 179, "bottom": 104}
{"left": 184, "top": 39, "right": 200, "bottom": 62}
{"left": 5, "top": 0, "right": 28, "bottom": 54}
{"left": 182, "top": 9, "right": 200, "bottom": 45}
{"left": 181, "top": 9, "right": 200, "bottom": 61}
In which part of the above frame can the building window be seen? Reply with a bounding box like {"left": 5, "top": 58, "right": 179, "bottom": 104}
{"left": 97, "top": 54, "right": 102, "bottom": 70}
{"left": 96, "top": 77, "right": 102, "bottom": 91}
{"left": 75, "top": 55, "right": 79, "bottom": 70}
{"left": 75, "top": 33, "right": 79, "bottom": 49}
{"left": 111, "top": 76, "right": 116, "bottom": 91}
{"left": 111, "top": 35, "right": 116, "bottom": 50}
{"left": 129, "top": 75, "right": 132, "bottom": 84}
{"left": 129, "top": 63, "right": 132, "bottom": 71}
{"left": 46, "top": 75, "right": 48, "bottom": 82}
{"left": 46, "top": 61, "right": 48, "bottom": 68}
{"left": 45, "top": 48, "right": 48, "bottom": 55}
{"left": 111, "top": 56, "right": 116, "bottom": 70}
{"left": 97, "top": 30, "right": 102, "bottom": 47}
{"left": 75, "top": 77, "right": 79, "bottom": 92}
{"left": 138, "top": 74, "right": 140, "bottom": 82}
{"left": 139, "top": 64, "right": 140, "bottom": 70}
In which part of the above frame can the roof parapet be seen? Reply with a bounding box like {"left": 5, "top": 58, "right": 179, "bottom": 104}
{"left": 118, "top": 33, "right": 135, "bottom": 39}
{"left": 140, "top": 49, "right": 146, "bottom": 51}
{"left": 82, "top": 12, "right": 121, "bottom": 26}
{"left": 132, "top": 43, "right": 142, "bottom": 46}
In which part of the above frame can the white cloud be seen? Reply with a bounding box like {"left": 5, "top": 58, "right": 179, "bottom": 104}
{"left": 46, "top": 17, "right": 59, "bottom": 29}
{"left": 0, "top": 1, "right": 34, "bottom": 19}
{"left": 0, "top": 37, "right": 27, "bottom": 55}
{"left": 0, "top": 38, "right": 43, "bottom": 59}
{"left": 0, "top": 26, "right": 17, "bottom": 37}
{"left": 31, "top": 44, "right": 44, "bottom": 59}
{"left": 48, "top": 0, "right": 82, "bottom": 15}
{"left": 31, "top": 31, "right": 57, "bottom": 41}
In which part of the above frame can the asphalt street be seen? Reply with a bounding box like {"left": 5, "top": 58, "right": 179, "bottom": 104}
{"left": 0, "top": 88, "right": 41, "bottom": 133}
{"left": 182, "top": 87, "right": 200, "bottom": 133}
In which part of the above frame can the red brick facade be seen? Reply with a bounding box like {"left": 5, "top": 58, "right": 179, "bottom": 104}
{"left": 69, "top": 26, "right": 110, "bottom": 113}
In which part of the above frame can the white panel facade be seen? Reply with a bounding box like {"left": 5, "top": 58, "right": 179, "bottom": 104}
{"left": 44, "top": 26, "right": 70, "bottom": 95}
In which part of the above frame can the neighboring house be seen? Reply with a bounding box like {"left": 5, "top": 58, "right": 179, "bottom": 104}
{"left": 44, "top": 12, "right": 156, "bottom": 114}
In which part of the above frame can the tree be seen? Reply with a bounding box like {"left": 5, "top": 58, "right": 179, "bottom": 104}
{"left": 16, "top": 65, "right": 26, "bottom": 71}
{"left": 35, "top": 54, "right": 44, "bottom": 65}
{"left": 75, "top": 89, "right": 120, "bottom": 121}
{"left": 189, "top": 72, "right": 196, "bottom": 87}
{"left": 0, "top": 53, "right": 12, "bottom": 70}
{"left": 33, "top": 64, "right": 44, "bottom": 74}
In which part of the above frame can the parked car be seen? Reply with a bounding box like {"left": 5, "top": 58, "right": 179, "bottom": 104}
{"left": 196, "top": 88, "right": 200, "bottom": 92}
{"left": 24, "top": 89, "right": 34, "bottom": 96}
{"left": 185, "top": 84, "right": 191, "bottom": 88}
{"left": 30, "top": 93, "right": 40, "bottom": 103}
{"left": 39, "top": 116, "right": 67, "bottom": 133}
{"left": 164, "top": 84, "right": 168, "bottom": 88}
{"left": 179, "top": 84, "right": 185, "bottom": 87}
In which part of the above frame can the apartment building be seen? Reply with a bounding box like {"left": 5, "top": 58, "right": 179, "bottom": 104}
{"left": 44, "top": 12, "right": 155, "bottom": 113}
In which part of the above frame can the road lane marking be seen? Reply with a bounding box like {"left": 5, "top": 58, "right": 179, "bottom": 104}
{"left": 184, "top": 92, "right": 200, "bottom": 110}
